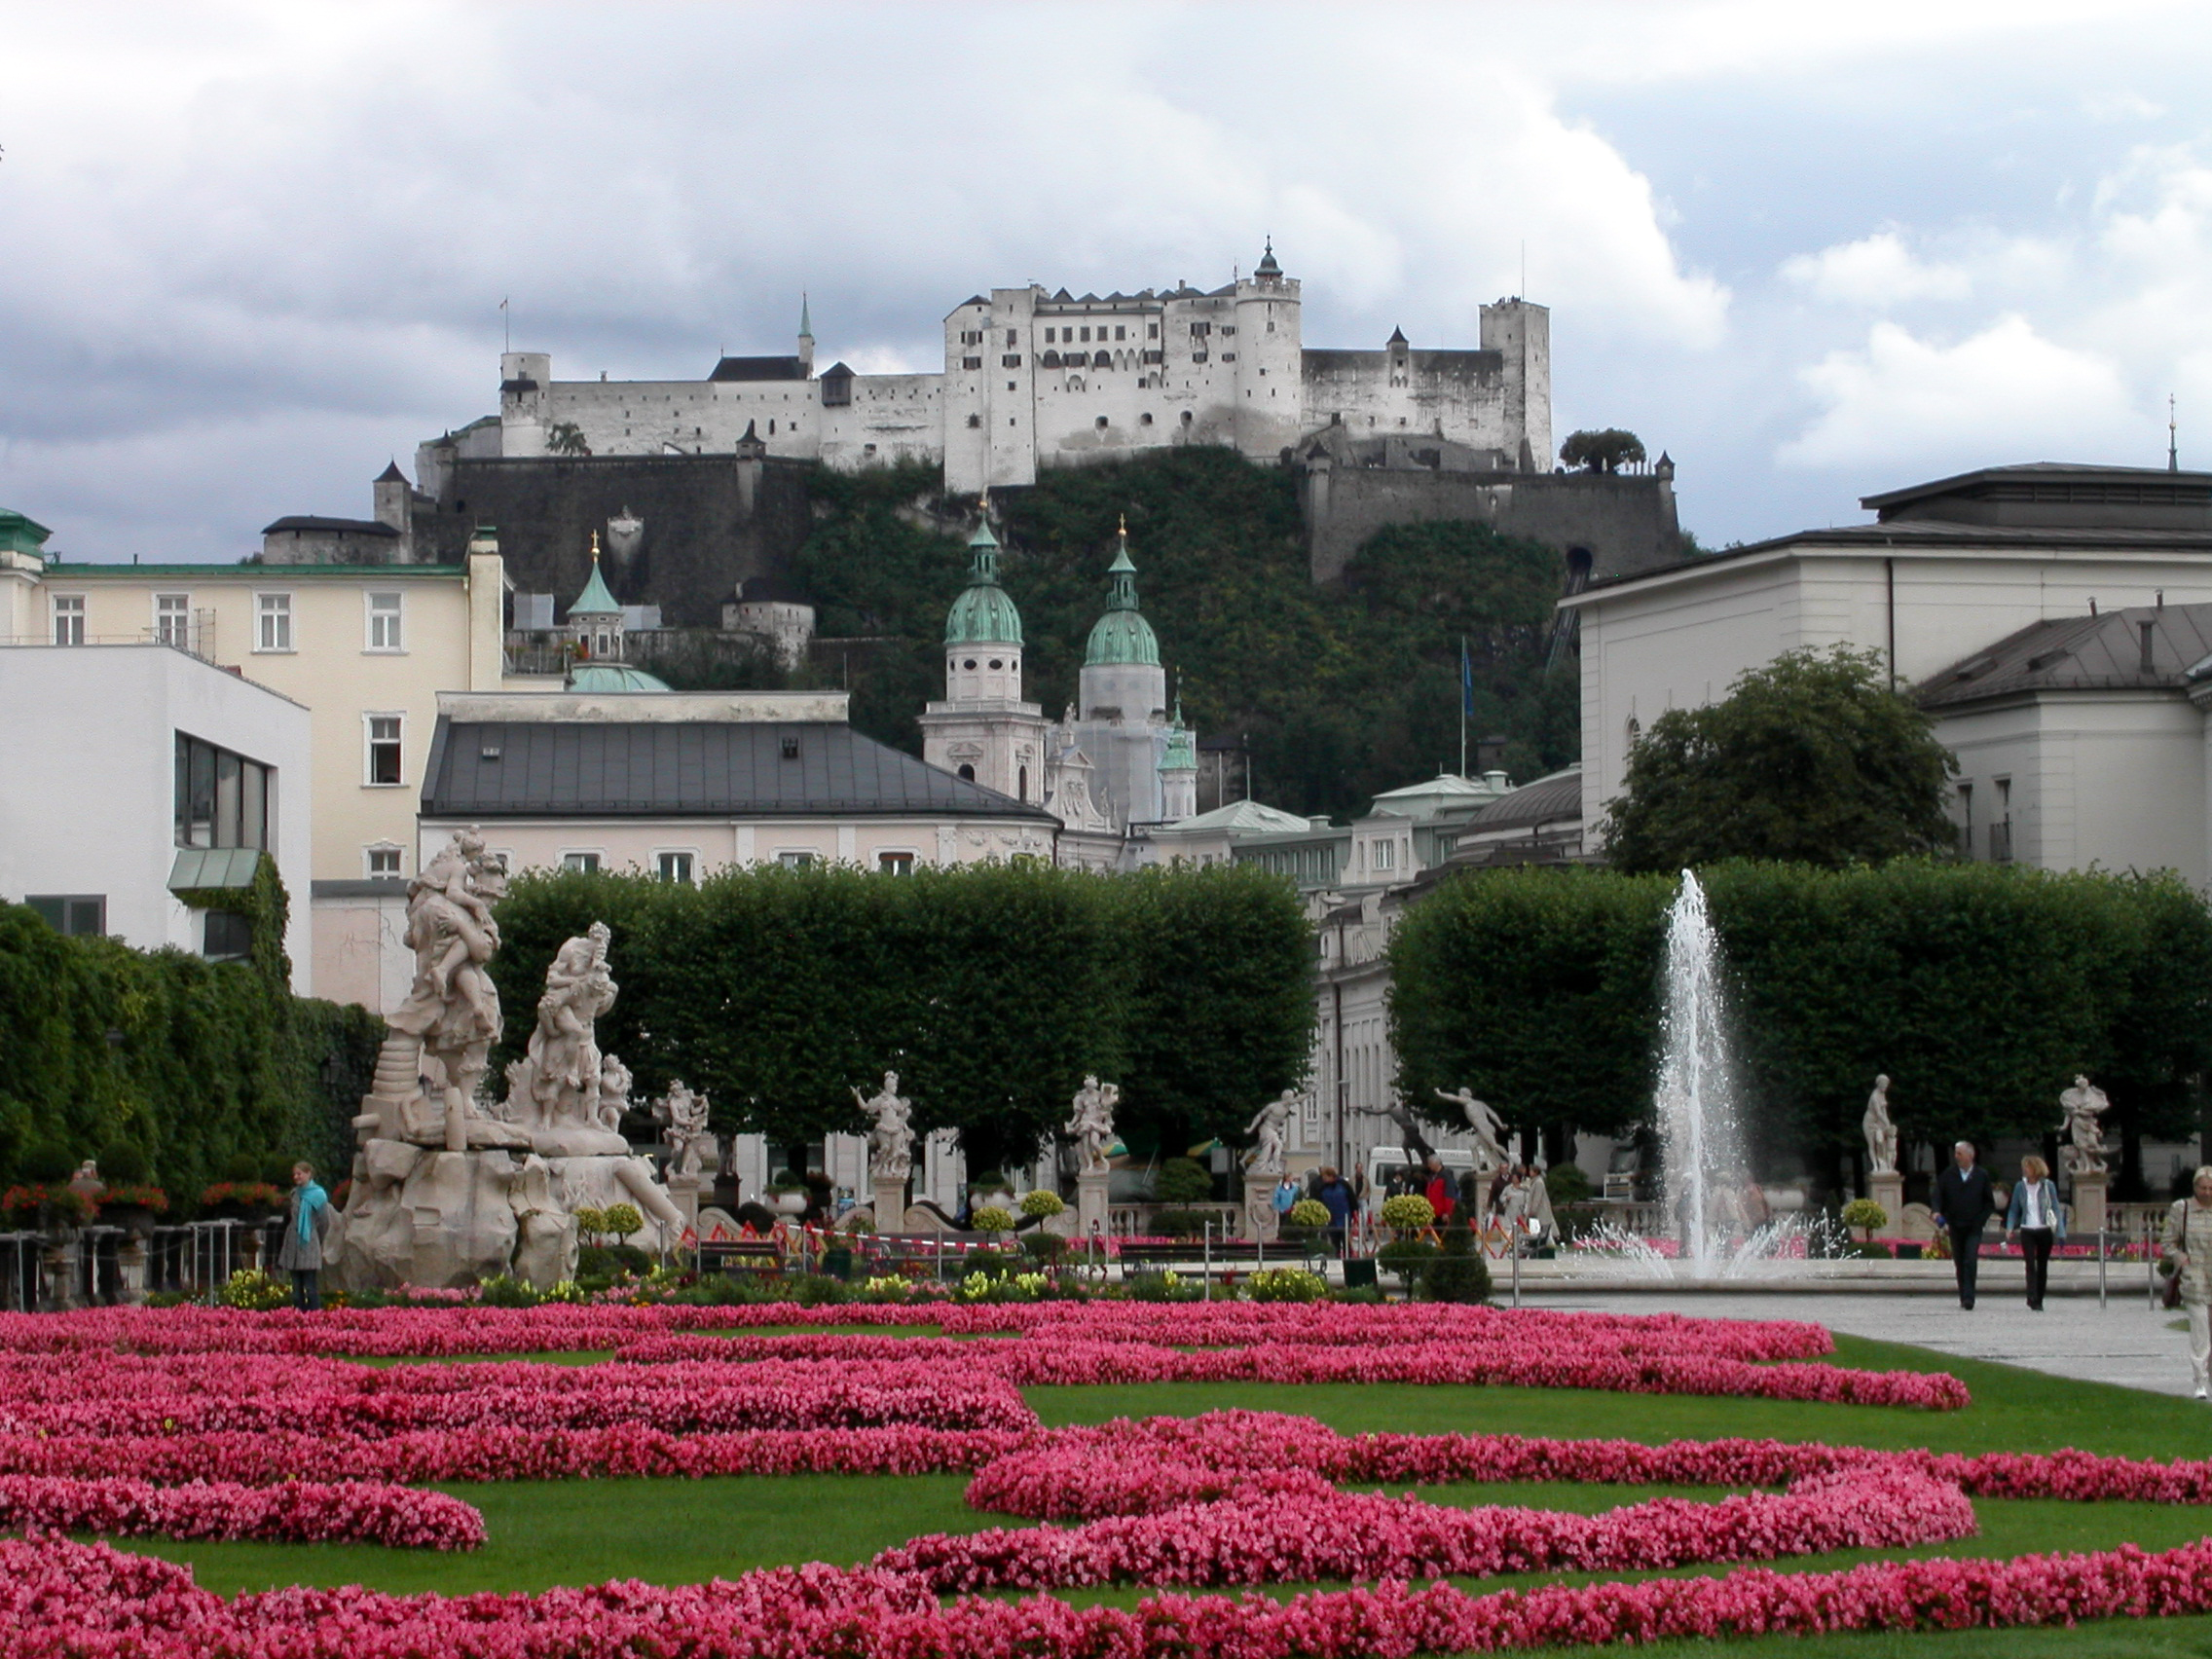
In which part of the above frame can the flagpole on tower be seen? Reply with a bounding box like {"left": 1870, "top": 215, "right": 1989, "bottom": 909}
{"left": 1458, "top": 635, "right": 1470, "bottom": 776}
{"left": 501, "top": 297, "right": 510, "bottom": 354}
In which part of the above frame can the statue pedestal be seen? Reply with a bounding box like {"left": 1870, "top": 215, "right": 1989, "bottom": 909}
{"left": 2071, "top": 1170, "right": 2110, "bottom": 1238}
{"left": 873, "top": 1176, "right": 908, "bottom": 1232}
{"left": 1076, "top": 1170, "right": 1110, "bottom": 1241}
{"left": 665, "top": 1173, "right": 702, "bottom": 1235}
{"left": 1870, "top": 1171, "right": 1905, "bottom": 1235}
{"left": 1243, "top": 1173, "right": 1279, "bottom": 1243}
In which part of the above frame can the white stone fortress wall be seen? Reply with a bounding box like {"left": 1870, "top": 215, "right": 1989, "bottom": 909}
{"left": 465, "top": 255, "right": 1549, "bottom": 493}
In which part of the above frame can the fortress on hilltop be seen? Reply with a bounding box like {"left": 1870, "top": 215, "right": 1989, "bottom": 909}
{"left": 418, "top": 244, "right": 1551, "bottom": 496}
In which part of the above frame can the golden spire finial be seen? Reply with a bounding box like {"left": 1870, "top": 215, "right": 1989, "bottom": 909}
{"left": 1118, "top": 512, "right": 1127, "bottom": 538}
{"left": 589, "top": 531, "right": 602, "bottom": 563}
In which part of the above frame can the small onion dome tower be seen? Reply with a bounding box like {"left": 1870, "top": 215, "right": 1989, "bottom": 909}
{"left": 1080, "top": 518, "right": 1166, "bottom": 723}
{"left": 1159, "top": 696, "right": 1198, "bottom": 823}
{"left": 567, "top": 532, "right": 625, "bottom": 661}
{"left": 943, "top": 519, "right": 1024, "bottom": 703}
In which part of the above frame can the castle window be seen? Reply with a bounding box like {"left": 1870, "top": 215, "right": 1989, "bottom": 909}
{"left": 1115, "top": 325, "right": 1126, "bottom": 341}
{"left": 988, "top": 658, "right": 1004, "bottom": 670}
{"left": 957, "top": 763, "right": 976, "bottom": 781}
{"left": 1042, "top": 351, "right": 1061, "bottom": 368}
{"left": 1140, "top": 412, "right": 1154, "bottom": 425}
{"left": 1092, "top": 350, "right": 1111, "bottom": 369}
{"left": 967, "top": 414, "right": 980, "bottom": 428}
{"left": 1080, "top": 327, "right": 1090, "bottom": 343}
{"left": 1008, "top": 381, "right": 1017, "bottom": 391}
{"left": 1148, "top": 323, "right": 1159, "bottom": 338}
{"left": 964, "top": 659, "right": 977, "bottom": 671}
{"left": 1221, "top": 325, "right": 1235, "bottom": 336}
{"left": 1005, "top": 329, "right": 1017, "bottom": 348}
{"left": 1181, "top": 410, "right": 1194, "bottom": 424}
{"left": 1044, "top": 328, "right": 1055, "bottom": 343}
{"left": 963, "top": 356, "right": 981, "bottom": 370}
{"left": 1095, "top": 416, "right": 1109, "bottom": 428}
{"left": 1267, "top": 320, "right": 1275, "bottom": 333}
{"left": 1017, "top": 764, "right": 1028, "bottom": 799}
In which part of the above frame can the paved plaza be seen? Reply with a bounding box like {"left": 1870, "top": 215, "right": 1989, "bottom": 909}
{"left": 1530, "top": 1283, "right": 2202, "bottom": 1398}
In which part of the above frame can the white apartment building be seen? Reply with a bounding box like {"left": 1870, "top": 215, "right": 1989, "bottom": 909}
{"left": 0, "top": 641, "right": 313, "bottom": 991}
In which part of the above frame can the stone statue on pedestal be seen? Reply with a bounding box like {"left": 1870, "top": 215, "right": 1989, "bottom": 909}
{"left": 655, "top": 1081, "right": 716, "bottom": 1179}
{"left": 1436, "top": 1086, "right": 1509, "bottom": 1173}
{"left": 1863, "top": 1075, "right": 1898, "bottom": 1177}
{"left": 333, "top": 831, "right": 689, "bottom": 1290}
{"left": 2057, "top": 1075, "right": 2113, "bottom": 1176}
{"left": 1066, "top": 1075, "right": 1121, "bottom": 1174}
{"left": 852, "top": 1072, "right": 914, "bottom": 1182}
{"left": 1243, "top": 1089, "right": 1300, "bottom": 1176}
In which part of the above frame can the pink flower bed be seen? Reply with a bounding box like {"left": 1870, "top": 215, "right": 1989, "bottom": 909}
{"left": 876, "top": 1469, "right": 1977, "bottom": 1592}
{"left": 0, "top": 1475, "right": 482, "bottom": 1550}
{"left": 18, "top": 1532, "right": 2212, "bottom": 1658}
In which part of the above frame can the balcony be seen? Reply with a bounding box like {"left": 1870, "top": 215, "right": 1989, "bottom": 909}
{"left": 3, "top": 615, "right": 217, "bottom": 663}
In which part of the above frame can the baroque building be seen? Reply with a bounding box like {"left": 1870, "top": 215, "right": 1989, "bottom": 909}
{"left": 430, "top": 244, "right": 1549, "bottom": 495}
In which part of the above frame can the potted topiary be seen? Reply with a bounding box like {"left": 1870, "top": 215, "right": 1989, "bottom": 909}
{"left": 765, "top": 1172, "right": 809, "bottom": 1217}
{"left": 971, "top": 1203, "right": 1016, "bottom": 1241}
{"left": 1840, "top": 1198, "right": 1888, "bottom": 1246}
{"left": 1019, "top": 1189, "right": 1066, "bottom": 1223}
{"left": 1283, "top": 1197, "right": 1332, "bottom": 1247}
{"left": 94, "top": 1141, "right": 166, "bottom": 1236}
{"left": 1379, "top": 1193, "right": 1435, "bottom": 1239}
{"left": 968, "top": 1172, "right": 1014, "bottom": 1210}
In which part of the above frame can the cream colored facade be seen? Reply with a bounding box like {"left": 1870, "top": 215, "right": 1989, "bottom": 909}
{"left": 425, "top": 815, "right": 1056, "bottom": 878}
{"left": 2, "top": 541, "right": 508, "bottom": 1005}
{"left": 1562, "top": 542, "right": 2212, "bottom": 849}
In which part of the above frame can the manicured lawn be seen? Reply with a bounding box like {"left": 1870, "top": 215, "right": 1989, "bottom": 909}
{"left": 102, "top": 1324, "right": 2212, "bottom": 1653}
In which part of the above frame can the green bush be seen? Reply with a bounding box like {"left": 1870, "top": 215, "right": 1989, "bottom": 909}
{"left": 1840, "top": 1198, "right": 1889, "bottom": 1237}
{"left": 1155, "top": 1158, "right": 1215, "bottom": 1203}
{"left": 578, "top": 1244, "right": 652, "bottom": 1277}
{"left": 1422, "top": 1217, "right": 1492, "bottom": 1305}
{"left": 96, "top": 1141, "right": 151, "bottom": 1186}
{"left": 1377, "top": 1237, "right": 1438, "bottom": 1286}
{"left": 971, "top": 1205, "right": 1017, "bottom": 1235}
{"left": 1150, "top": 1207, "right": 1213, "bottom": 1238}
{"left": 217, "top": 1268, "right": 289, "bottom": 1311}
{"left": 1380, "top": 1194, "right": 1434, "bottom": 1233}
{"left": 1245, "top": 1267, "right": 1328, "bottom": 1303}
{"left": 1019, "top": 1233, "right": 1068, "bottom": 1263}
{"left": 602, "top": 1202, "right": 645, "bottom": 1240}
{"left": 18, "top": 1141, "right": 74, "bottom": 1184}
{"left": 1018, "top": 1189, "right": 1066, "bottom": 1219}
{"left": 1286, "top": 1198, "right": 1331, "bottom": 1230}
{"left": 1543, "top": 1162, "right": 1591, "bottom": 1206}
{"left": 1123, "top": 1270, "right": 1195, "bottom": 1302}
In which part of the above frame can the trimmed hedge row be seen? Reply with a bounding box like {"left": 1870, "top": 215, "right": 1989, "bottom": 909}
{"left": 484, "top": 861, "right": 1314, "bottom": 1173}
{"left": 1388, "top": 862, "right": 2212, "bottom": 1188}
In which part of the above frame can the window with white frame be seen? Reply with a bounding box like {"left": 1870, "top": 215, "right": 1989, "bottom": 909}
{"left": 562, "top": 851, "right": 602, "bottom": 873}
{"left": 365, "top": 714, "right": 402, "bottom": 786}
{"left": 655, "top": 850, "right": 695, "bottom": 884}
{"left": 52, "top": 594, "right": 85, "bottom": 645}
{"left": 877, "top": 851, "right": 916, "bottom": 875}
{"left": 1373, "top": 838, "right": 1395, "bottom": 871}
{"left": 154, "top": 593, "right": 191, "bottom": 648}
{"left": 256, "top": 592, "right": 293, "bottom": 651}
{"left": 365, "top": 843, "right": 403, "bottom": 877}
{"left": 777, "top": 850, "right": 815, "bottom": 869}
{"left": 366, "top": 591, "right": 403, "bottom": 651}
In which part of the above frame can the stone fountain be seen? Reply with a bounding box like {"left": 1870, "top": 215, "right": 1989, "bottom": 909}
{"left": 332, "top": 829, "right": 687, "bottom": 1290}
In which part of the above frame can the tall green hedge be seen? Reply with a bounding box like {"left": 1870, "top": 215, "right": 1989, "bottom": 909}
{"left": 1388, "top": 863, "right": 2212, "bottom": 1194}
{"left": 0, "top": 873, "right": 384, "bottom": 1206}
{"left": 484, "top": 861, "right": 1314, "bottom": 1173}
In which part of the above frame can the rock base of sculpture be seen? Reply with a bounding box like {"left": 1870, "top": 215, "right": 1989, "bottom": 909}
{"left": 1076, "top": 1170, "right": 1110, "bottom": 1241}
{"left": 1870, "top": 1172, "right": 1905, "bottom": 1235}
{"left": 334, "top": 1146, "right": 574, "bottom": 1291}
{"left": 872, "top": 1176, "right": 907, "bottom": 1232}
{"left": 2071, "top": 1170, "right": 2109, "bottom": 1238}
{"left": 1243, "top": 1173, "right": 1279, "bottom": 1243}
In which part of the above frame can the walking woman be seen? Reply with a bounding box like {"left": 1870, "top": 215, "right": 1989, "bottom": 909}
{"left": 278, "top": 1161, "right": 332, "bottom": 1311}
{"left": 2004, "top": 1155, "right": 2063, "bottom": 1311}
{"left": 2162, "top": 1165, "right": 2212, "bottom": 1400}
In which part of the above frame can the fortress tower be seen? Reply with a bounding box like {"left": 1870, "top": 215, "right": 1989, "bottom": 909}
{"left": 919, "top": 521, "right": 1047, "bottom": 804}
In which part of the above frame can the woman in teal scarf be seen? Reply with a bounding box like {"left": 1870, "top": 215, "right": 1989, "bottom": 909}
{"left": 277, "top": 1161, "right": 331, "bottom": 1310}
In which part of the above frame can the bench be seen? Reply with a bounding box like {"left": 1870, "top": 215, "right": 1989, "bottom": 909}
{"left": 698, "top": 1239, "right": 784, "bottom": 1279}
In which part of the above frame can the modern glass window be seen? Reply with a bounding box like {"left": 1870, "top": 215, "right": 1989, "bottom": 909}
{"left": 365, "top": 715, "right": 402, "bottom": 785}
{"left": 365, "top": 844, "right": 402, "bottom": 877}
{"left": 256, "top": 592, "right": 292, "bottom": 651}
{"left": 366, "top": 591, "right": 402, "bottom": 651}
{"left": 154, "top": 593, "right": 191, "bottom": 647}
{"left": 26, "top": 896, "right": 104, "bottom": 937}
{"left": 52, "top": 595, "right": 85, "bottom": 645}
{"left": 562, "top": 851, "right": 602, "bottom": 873}
{"left": 656, "top": 851, "right": 695, "bottom": 883}
{"left": 203, "top": 910, "right": 253, "bottom": 962}
{"left": 173, "top": 732, "right": 273, "bottom": 850}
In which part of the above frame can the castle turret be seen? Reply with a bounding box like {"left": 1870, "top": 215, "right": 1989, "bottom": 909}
{"left": 565, "top": 534, "right": 624, "bottom": 661}
{"left": 1068, "top": 518, "right": 1174, "bottom": 829}
{"left": 1235, "top": 239, "right": 1303, "bottom": 457}
{"left": 797, "top": 295, "right": 816, "bottom": 378}
{"left": 1159, "top": 699, "right": 1198, "bottom": 823}
{"left": 941, "top": 521, "right": 1025, "bottom": 702}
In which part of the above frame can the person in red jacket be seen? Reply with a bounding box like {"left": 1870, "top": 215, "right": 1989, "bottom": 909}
{"left": 1423, "top": 1154, "right": 1456, "bottom": 1223}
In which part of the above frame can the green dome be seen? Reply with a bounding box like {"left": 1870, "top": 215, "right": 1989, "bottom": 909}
{"left": 944, "top": 522, "right": 1024, "bottom": 646}
{"left": 567, "top": 662, "right": 671, "bottom": 692}
{"left": 1083, "top": 541, "right": 1160, "bottom": 667}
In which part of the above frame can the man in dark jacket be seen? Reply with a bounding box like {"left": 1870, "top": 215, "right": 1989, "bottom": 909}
{"left": 1313, "top": 1166, "right": 1354, "bottom": 1256}
{"left": 1933, "top": 1140, "right": 1997, "bottom": 1309}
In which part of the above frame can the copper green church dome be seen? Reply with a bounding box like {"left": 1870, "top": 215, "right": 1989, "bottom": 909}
{"left": 944, "top": 522, "right": 1024, "bottom": 646}
{"left": 1083, "top": 526, "right": 1160, "bottom": 667}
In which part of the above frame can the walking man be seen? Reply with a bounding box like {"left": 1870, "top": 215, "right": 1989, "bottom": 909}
{"left": 1933, "top": 1140, "right": 1996, "bottom": 1309}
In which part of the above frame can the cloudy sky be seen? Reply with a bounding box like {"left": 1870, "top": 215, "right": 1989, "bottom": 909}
{"left": 4, "top": 0, "right": 2211, "bottom": 561}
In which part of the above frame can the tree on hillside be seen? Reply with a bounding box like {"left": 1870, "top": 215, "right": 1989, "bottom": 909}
{"left": 1601, "top": 646, "right": 1959, "bottom": 872}
{"left": 1559, "top": 429, "right": 1645, "bottom": 473}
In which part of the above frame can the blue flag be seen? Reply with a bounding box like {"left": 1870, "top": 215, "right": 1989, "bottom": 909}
{"left": 1460, "top": 637, "right": 1474, "bottom": 719}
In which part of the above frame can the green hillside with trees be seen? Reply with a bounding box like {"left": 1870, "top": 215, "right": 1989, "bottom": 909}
{"left": 760, "top": 450, "right": 1577, "bottom": 819}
